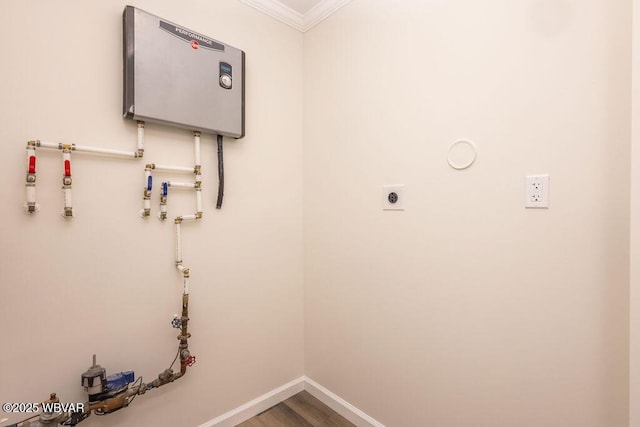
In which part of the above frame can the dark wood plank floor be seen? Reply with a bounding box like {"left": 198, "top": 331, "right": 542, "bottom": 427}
{"left": 237, "top": 390, "right": 355, "bottom": 427}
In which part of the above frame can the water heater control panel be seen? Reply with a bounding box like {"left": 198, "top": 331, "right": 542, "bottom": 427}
{"left": 219, "top": 62, "right": 233, "bottom": 89}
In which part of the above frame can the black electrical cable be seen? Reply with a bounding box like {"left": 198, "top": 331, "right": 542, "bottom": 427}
{"left": 126, "top": 376, "right": 144, "bottom": 406}
{"left": 216, "top": 134, "right": 224, "bottom": 209}
{"left": 169, "top": 348, "right": 180, "bottom": 371}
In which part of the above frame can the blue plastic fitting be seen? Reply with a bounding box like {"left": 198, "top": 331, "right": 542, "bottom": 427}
{"left": 105, "top": 371, "right": 135, "bottom": 393}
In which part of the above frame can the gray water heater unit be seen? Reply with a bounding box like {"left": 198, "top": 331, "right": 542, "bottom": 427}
{"left": 123, "top": 6, "right": 245, "bottom": 138}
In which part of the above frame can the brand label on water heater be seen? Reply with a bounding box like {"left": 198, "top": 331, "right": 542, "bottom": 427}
{"left": 159, "top": 21, "right": 225, "bottom": 51}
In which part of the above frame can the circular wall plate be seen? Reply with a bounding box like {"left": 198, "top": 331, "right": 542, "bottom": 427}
{"left": 448, "top": 139, "right": 477, "bottom": 170}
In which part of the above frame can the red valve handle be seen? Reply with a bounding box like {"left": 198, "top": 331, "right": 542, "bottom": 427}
{"left": 29, "top": 156, "right": 36, "bottom": 174}
{"left": 64, "top": 160, "right": 71, "bottom": 177}
{"left": 185, "top": 355, "right": 196, "bottom": 367}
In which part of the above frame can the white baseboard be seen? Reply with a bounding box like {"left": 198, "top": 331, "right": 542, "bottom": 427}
{"left": 200, "top": 376, "right": 384, "bottom": 427}
{"left": 198, "top": 376, "right": 305, "bottom": 427}
{"left": 303, "top": 376, "right": 385, "bottom": 427}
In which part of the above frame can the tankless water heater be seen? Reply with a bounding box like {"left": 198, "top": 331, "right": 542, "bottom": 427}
{"left": 123, "top": 6, "right": 245, "bottom": 138}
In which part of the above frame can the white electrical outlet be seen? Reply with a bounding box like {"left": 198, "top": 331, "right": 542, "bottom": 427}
{"left": 525, "top": 174, "right": 549, "bottom": 208}
{"left": 382, "top": 185, "right": 404, "bottom": 210}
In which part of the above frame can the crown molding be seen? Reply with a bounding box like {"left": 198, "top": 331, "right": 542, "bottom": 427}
{"left": 240, "top": 0, "right": 350, "bottom": 32}
{"left": 302, "top": 0, "right": 350, "bottom": 31}
{"left": 240, "top": 0, "right": 304, "bottom": 31}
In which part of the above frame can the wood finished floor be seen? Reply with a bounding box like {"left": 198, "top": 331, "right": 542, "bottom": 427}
{"left": 236, "top": 390, "right": 355, "bottom": 427}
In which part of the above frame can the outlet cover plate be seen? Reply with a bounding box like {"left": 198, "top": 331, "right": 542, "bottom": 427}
{"left": 383, "top": 185, "right": 405, "bottom": 210}
{"left": 525, "top": 174, "right": 549, "bottom": 208}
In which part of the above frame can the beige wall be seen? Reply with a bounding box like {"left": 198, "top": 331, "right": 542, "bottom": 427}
{"left": 631, "top": 0, "right": 640, "bottom": 424}
{"left": 304, "top": 1, "right": 630, "bottom": 426}
{"left": 0, "top": 1, "right": 303, "bottom": 426}
{"left": 0, "top": 1, "right": 632, "bottom": 426}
